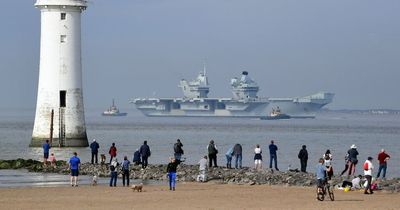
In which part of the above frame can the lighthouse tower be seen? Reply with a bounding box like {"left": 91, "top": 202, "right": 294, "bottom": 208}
{"left": 31, "top": 0, "right": 88, "bottom": 147}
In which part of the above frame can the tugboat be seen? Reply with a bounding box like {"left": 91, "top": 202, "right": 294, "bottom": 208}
{"left": 260, "top": 107, "right": 291, "bottom": 120}
{"left": 102, "top": 99, "right": 127, "bottom": 116}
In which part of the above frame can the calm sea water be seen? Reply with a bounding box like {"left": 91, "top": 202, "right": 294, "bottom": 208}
{"left": 0, "top": 108, "right": 399, "bottom": 178}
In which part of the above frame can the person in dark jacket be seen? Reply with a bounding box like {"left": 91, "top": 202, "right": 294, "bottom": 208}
{"left": 174, "top": 139, "right": 184, "bottom": 163}
{"left": 90, "top": 139, "right": 100, "bottom": 164}
{"left": 108, "top": 143, "right": 117, "bottom": 164}
{"left": 269, "top": 140, "right": 279, "bottom": 171}
{"left": 298, "top": 145, "right": 308, "bottom": 172}
{"left": 122, "top": 156, "right": 130, "bottom": 187}
{"left": 132, "top": 149, "right": 141, "bottom": 165}
{"left": 139, "top": 141, "right": 151, "bottom": 169}
{"left": 166, "top": 157, "right": 179, "bottom": 191}
{"left": 207, "top": 140, "right": 218, "bottom": 167}
{"left": 233, "top": 143, "right": 242, "bottom": 169}
{"left": 347, "top": 144, "right": 359, "bottom": 176}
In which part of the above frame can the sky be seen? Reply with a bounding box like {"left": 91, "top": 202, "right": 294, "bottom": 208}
{"left": 1, "top": 0, "right": 399, "bottom": 110}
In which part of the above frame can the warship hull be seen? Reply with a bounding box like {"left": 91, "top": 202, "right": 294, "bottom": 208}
{"left": 133, "top": 92, "right": 334, "bottom": 118}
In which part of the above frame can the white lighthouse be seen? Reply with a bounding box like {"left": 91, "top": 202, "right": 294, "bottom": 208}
{"left": 31, "top": 0, "right": 88, "bottom": 147}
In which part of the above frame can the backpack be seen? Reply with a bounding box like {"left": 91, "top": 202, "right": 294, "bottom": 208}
{"left": 208, "top": 144, "right": 218, "bottom": 155}
{"left": 363, "top": 162, "right": 369, "bottom": 170}
{"left": 174, "top": 143, "right": 182, "bottom": 153}
{"left": 324, "top": 154, "right": 330, "bottom": 160}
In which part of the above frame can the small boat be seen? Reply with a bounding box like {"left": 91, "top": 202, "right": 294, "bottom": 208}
{"left": 260, "top": 107, "right": 291, "bottom": 120}
{"left": 102, "top": 99, "right": 128, "bottom": 116}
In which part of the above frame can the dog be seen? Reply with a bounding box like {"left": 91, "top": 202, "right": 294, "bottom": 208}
{"left": 131, "top": 183, "right": 143, "bottom": 192}
{"left": 100, "top": 154, "right": 106, "bottom": 165}
{"left": 91, "top": 175, "right": 98, "bottom": 186}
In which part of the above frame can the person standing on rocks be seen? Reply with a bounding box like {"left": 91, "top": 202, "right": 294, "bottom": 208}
{"left": 69, "top": 152, "right": 81, "bottom": 187}
{"left": 90, "top": 139, "right": 100, "bottom": 164}
{"left": 376, "top": 149, "right": 390, "bottom": 179}
{"left": 108, "top": 143, "right": 117, "bottom": 164}
{"left": 225, "top": 147, "right": 233, "bottom": 169}
{"left": 132, "top": 149, "right": 141, "bottom": 165}
{"left": 269, "top": 140, "right": 279, "bottom": 171}
{"left": 363, "top": 157, "right": 374, "bottom": 194}
{"left": 297, "top": 145, "right": 308, "bottom": 172}
{"left": 233, "top": 143, "right": 243, "bottom": 169}
{"left": 166, "top": 157, "right": 179, "bottom": 191}
{"left": 109, "top": 158, "right": 119, "bottom": 187}
{"left": 207, "top": 140, "right": 218, "bottom": 167}
{"left": 122, "top": 156, "right": 130, "bottom": 187}
{"left": 197, "top": 156, "right": 208, "bottom": 182}
{"left": 347, "top": 144, "right": 359, "bottom": 176}
{"left": 340, "top": 154, "right": 350, "bottom": 176}
{"left": 139, "top": 141, "right": 151, "bottom": 169}
{"left": 323, "top": 149, "right": 333, "bottom": 180}
{"left": 254, "top": 144, "right": 262, "bottom": 170}
{"left": 42, "top": 140, "right": 51, "bottom": 166}
{"left": 173, "top": 139, "right": 184, "bottom": 163}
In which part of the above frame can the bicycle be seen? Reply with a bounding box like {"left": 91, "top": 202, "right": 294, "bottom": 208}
{"left": 316, "top": 179, "right": 334, "bottom": 201}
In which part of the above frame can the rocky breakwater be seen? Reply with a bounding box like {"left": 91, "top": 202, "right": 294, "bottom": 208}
{"left": 1, "top": 159, "right": 399, "bottom": 192}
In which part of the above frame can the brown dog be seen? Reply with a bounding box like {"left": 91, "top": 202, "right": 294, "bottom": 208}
{"left": 100, "top": 154, "right": 106, "bottom": 165}
{"left": 131, "top": 183, "right": 143, "bottom": 192}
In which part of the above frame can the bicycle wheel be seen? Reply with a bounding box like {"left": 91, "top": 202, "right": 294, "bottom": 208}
{"left": 316, "top": 188, "right": 325, "bottom": 201}
{"left": 327, "top": 186, "right": 335, "bottom": 201}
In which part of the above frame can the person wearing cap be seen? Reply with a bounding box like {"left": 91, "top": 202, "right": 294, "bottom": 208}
{"left": 363, "top": 157, "right": 374, "bottom": 194}
{"left": 90, "top": 139, "right": 100, "bottom": 164}
{"left": 376, "top": 149, "right": 390, "bottom": 179}
{"left": 298, "top": 145, "right": 308, "bottom": 173}
{"left": 347, "top": 144, "right": 359, "bottom": 176}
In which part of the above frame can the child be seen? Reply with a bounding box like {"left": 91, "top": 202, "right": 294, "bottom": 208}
{"left": 49, "top": 153, "right": 56, "bottom": 167}
{"left": 166, "top": 157, "right": 179, "bottom": 191}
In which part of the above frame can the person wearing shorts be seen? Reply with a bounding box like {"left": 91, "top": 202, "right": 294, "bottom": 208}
{"left": 69, "top": 152, "right": 81, "bottom": 187}
{"left": 254, "top": 144, "right": 262, "bottom": 170}
{"left": 42, "top": 140, "right": 50, "bottom": 165}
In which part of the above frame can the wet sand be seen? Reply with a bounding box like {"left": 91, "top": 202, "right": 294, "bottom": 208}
{"left": 0, "top": 182, "right": 398, "bottom": 210}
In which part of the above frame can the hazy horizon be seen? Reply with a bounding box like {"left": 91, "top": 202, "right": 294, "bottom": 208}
{"left": 1, "top": 0, "right": 399, "bottom": 110}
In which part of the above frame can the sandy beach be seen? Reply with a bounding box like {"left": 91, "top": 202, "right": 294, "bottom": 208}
{"left": 0, "top": 182, "right": 398, "bottom": 210}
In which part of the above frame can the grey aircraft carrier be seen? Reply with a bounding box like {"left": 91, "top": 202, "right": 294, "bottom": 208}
{"left": 131, "top": 71, "right": 334, "bottom": 118}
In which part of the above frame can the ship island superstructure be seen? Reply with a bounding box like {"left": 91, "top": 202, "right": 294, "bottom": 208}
{"left": 131, "top": 71, "right": 334, "bottom": 118}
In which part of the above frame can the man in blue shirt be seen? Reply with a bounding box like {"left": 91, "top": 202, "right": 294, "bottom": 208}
{"left": 69, "top": 152, "right": 81, "bottom": 187}
{"left": 316, "top": 158, "right": 327, "bottom": 193}
{"left": 90, "top": 139, "right": 100, "bottom": 164}
{"left": 42, "top": 140, "right": 51, "bottom": 166}
{"left": 269, "top": 140, "right": 279, "bottom": 171}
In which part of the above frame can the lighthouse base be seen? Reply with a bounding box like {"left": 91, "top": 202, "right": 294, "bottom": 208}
{"left": 30, "top": 137, "right": 88, "bottom": 147}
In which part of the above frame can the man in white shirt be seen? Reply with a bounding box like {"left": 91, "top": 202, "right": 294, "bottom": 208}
{"left": 363, "top": 157, "right": 374, "bottom": 194}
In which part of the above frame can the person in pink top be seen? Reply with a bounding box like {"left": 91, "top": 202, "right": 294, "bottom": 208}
{"left": 49, "top": 153, "right": 56, "bottom": 167}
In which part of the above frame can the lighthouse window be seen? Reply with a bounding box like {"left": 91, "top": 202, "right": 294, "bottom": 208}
{"left": 61, "top": 13, "right": 66, "bottom": 20}
{"left": 60, "top": 35, "right": 67, "bottom": 43}
{"left": 60, "top": 91, "right": 66, "bottom": 107}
